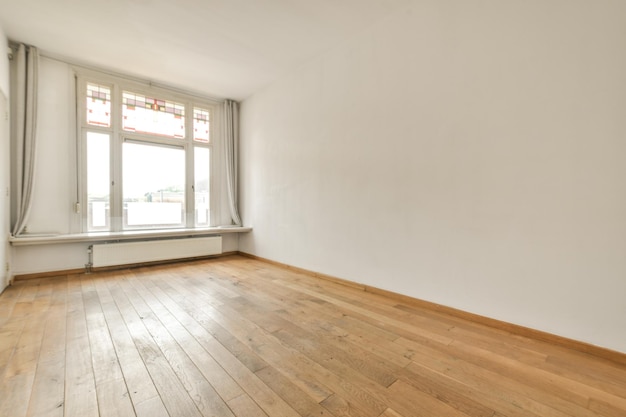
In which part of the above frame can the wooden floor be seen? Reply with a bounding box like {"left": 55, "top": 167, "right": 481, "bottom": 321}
{"left": 1, "top": 255, "right": 625, "bottom": 417}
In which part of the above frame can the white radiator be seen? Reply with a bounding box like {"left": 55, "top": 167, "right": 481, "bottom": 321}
{"left": 90, "top": 236, "right": 222, "bottom": 267}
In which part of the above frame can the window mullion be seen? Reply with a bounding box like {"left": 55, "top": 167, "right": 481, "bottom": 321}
{"left": 186, "top": 145, "right": 194, "bottom": 229}
{"left": 110, "top": 133, "right": 123, "bottom": 231}
{"left": 110, "top": 84, "right": 123, "bottom": 232}
{"left": 185, "top": 101, "right": 195, "bottom": 228}
{"left": 79, "top": 128, "right": 87, "bottom": 232}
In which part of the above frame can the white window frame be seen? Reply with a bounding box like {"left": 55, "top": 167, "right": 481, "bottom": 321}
{"left": 76, "top": 70, "right": 221, "bottom": 233}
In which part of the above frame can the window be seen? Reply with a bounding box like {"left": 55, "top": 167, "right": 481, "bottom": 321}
{"left": 80, "top": 78, "right": 216, "bottom": 232}
{"left": 122, "top": 141, "right": 185, "bottom": 228}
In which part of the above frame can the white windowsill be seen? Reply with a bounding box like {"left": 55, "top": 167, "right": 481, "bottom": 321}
{"left": 9, "top": 226, "right": 252, "bottom": 246}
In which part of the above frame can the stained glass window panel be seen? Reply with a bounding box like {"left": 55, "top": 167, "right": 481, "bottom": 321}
{"left": 193, "top": 107, "right": 210, "bottom": 142}
{"left": 86, "top": 83, "right": 111, "bottom": 127}
{"left": 122, "top": 91, "right": 185, "bottom": 138}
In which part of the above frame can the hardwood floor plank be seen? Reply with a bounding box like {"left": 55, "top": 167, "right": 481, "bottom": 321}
{"left": 0, "top": 283, "right": 24, "bottom": 322}
{"left": 226, "top": 393, "right": 268, "bottom": 417}
{"left": 26, "top": 357, "right": 65, "bottom": 417}
{"left": 81, "top": 275, "right": 126, "bottom": 385}
{"left": 588, "top": 397, "right": 626, "bottom": 417}
{"left": 396, "top": 365, "right": 495, "bottom": 417}
{"left": 0, "top": 373, "right": 37, "bottom": 417}
{"left": 317, "top": 394, "right": 360, "bottom": 417}
{"left": 133, "top": 396, "right": 170, "bottom": 417}
{"left": 95, "top": 378, "right": 138, "bottom": 417}
{"left": 254, "top": 366, "right": 336, "bottom": 417}
{"left": 399, "top": 360, "right": 507, "bottom": 417}
{"left": 542, "top": 353, "right": 626, "bottom": 398}
{"left": 64, "top": 275, "right": 99, "bottom": 417}
{"left": 0, "top": 317, "right": 27, "bottom": 376}
{"left": 378, "top": 408, "right": 406, "bottom": 417}
{"left": 385, "top": 379, "right": 470, "bottom": 417}
{"left": 25, "top": 277, "right": 68, "bottom": 417}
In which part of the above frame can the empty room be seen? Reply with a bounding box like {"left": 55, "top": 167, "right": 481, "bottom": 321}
{"left": 0, "top": 1, "right": 625, "bottom": 416}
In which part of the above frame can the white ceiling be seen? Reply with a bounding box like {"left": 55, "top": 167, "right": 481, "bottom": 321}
{"left": 0, "top": 0, "right": 408, "bottom": 100}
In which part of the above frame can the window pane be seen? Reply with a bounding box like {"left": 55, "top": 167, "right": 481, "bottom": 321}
{"left": 194, "top": 147, "right": 210, "bottom": 226}
{"left": 123, "top": 141, "right": 185, "bottom": 228}
{"left": 86, "top": 83, "right": 111, "bottom": 127}
{"left": 193, "top": 107, "right": 210, "bottom": 143}
{"left": 122, "top": 91, "right": 185, "bottom": 138}
{"left": 87, "top": 132, "right": 110, "bottom": 231}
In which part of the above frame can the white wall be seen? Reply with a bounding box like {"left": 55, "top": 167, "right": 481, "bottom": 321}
{"left": 0, "top": 25, "right": 10, "bottom": 291}
{"left": 240, "top": 0, "right": 626, "bottom": 353}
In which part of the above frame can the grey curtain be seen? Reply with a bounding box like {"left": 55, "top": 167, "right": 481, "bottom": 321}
{"left": 223, "top": 99, "right": 242, "bottom": 226}
{"left": 11, "top": 44, "right": 39, "bottom": 236}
